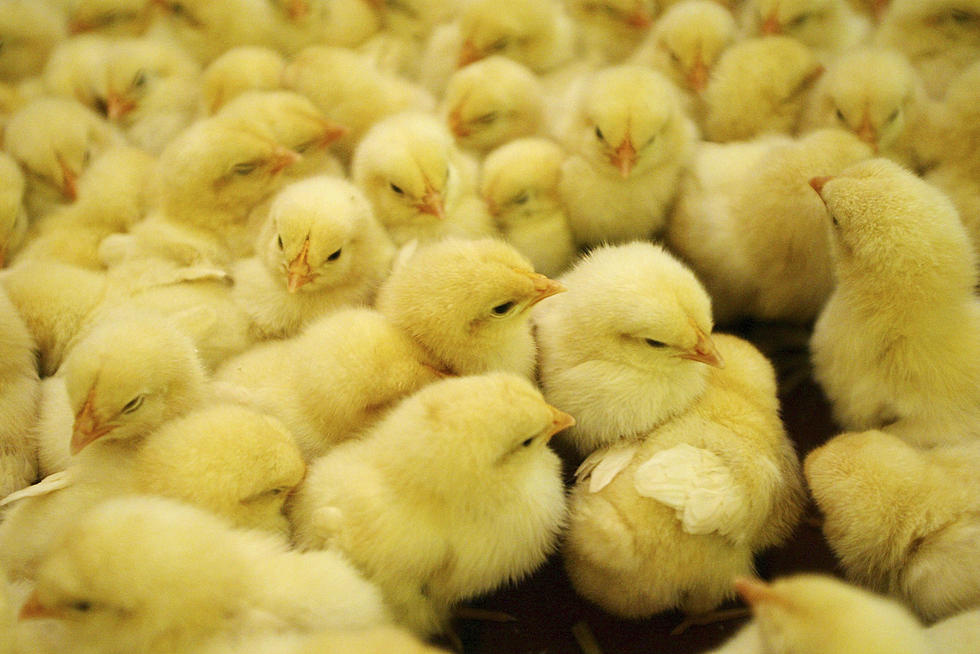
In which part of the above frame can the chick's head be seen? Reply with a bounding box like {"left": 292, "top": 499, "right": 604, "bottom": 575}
{"left": 651, "top": 0, "right": 736, "bottom": 93}
{"left": 480, "top": 137, "right": 564, "bottom": 229}
{"left": 748, "top": 0, "right": 846, "bottom": 46}
{"left": 375, "top": 237, "right": 564, "bottom": 376}
{"left": 567, "top": 0, "right": 658, "bottom": 33}
{"left": 457, "top": 0, "right": 564, "bottom": 71}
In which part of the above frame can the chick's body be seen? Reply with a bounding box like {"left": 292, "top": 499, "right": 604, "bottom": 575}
{"left": 0, "top": 287, "right": 40, "bottom": 497}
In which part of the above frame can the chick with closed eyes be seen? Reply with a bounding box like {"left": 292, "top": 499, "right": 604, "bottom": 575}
{"left": 231, "top": 176, "right": 395, "bottom": 340}
{"left": 289, "top": 373, "right": 572, "bottom": 637}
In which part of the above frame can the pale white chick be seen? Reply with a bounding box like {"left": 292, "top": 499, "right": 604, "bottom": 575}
{"left": 200, "top": 46, "right": 285, "bottom": 116}
{"left": 147, "top": 0, "right": 279, "bottom": 64}
{"left": 808, "top": 158, "right": 980, "bottom": 444}
{"left": 562, "top": 333, "right": 806, "bottom": 619}
{"left": 231, "top": 176, "right": 395, "bottom": 340}
{"left": 289, "top": 372, "right": 572, "bottom": 637}
{"left": 0, "top": 153, "right": 28, "bottom": 269}
{"left": 800, "top": 47, "right": 935, "bottom": 171}
{"left": 19, "top": 495, "right": 389, "bottom": 654}
{"left": 0, "top": 0, "right": 66, "bottom": 82}
{"left": 268, "top": 0, "right": 383, "bottom": 53}
{"left": 874, "top": 0, "right": 980, "bottom": 98}
{"left": 441, "top": 56, "right": 546, "bottom": 154}
{"left": 739, "top": 0, "right": 870, "bottom": 58}
{"left": 805, "top": 430, "right": 980, "bottom": 621}
{"left": 668, "top": 129, "right": 874, "bottom": 325}
{"left": 710, "top": 574, "right": 932, "bottom": 654}
{"left": 702, "top": 36, "right": 823, "bottom": 142}
{"left": 0, "top": 287, "right": 40, "bottom": 498}
{"left": 556, "top": 65, "right": 697, "bottom": 247}
{"left": 479, "top": 138, "right": 576, "bottom": 278}
{"left": 351, "top": 111, "right": 496, "bottom": 246}
{"left": 533, "top": 241, "right": 722, "bottom": 456}
{"left": 565, "top": 0, "right": 658, "bottom": 63}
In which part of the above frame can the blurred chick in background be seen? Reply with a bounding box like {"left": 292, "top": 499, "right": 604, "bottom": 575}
{"left": 565, "top": 0, "right": 658, "bottom": 63}
{"left": 199, "top": 46, "right": 285, "bottom": 116}
{"left": 739, "top": 0, "right": 870, "bottom": 58}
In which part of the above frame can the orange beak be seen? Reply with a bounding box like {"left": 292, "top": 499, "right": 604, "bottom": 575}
{"left": 809, "top": 175, "right": 832, "bottom": 198}
{"left": 416, "top": 186, "right": 446, "bottom": 220}
{"left": 458, "top": 39, "right": 484, "bottom": 68}
{"left": 106, "top": 92, "right": 137, "bottom": 121}
{"left": 19, "top": 592, "right": 63, "bottom": 621}
{"left": 762, "top": 12, "right": 781, "bottom": 34}
{"left": 67, "top": 17, "right": 93, "bottom": 33}
{"left": 611, "top": 138, "right": 636, "bottom": 179}
{"left": 677, "top": 326, "right": 724, "bottom": 368}
{"left": 872, "top": 0, "right": 889, "bottom": 21}
{"left": 287, "top": 0, "right": 310, "bottom": 20}
{"left": 686, "top": 53, "right": 709, "bottom": 93}
{"left": 544, "top": 406, "right": 576, "bottom": 442}
{"left": 521, "top": 270, "right": 566, "bottom": 307}
{"left": 269, "top": 147, "right": 301, "bottom": 175}
{"left": 855, "top": 111, "right": 878, "bottom": 152}
{"left": 58, "top": 158, "right": 78, "bottom": 202}
{"left": 626, "top": 8, "right": 653, "bottom": 28}
{"left": 286, "top": 239, "right": 314, "bottom": 293}
{"left": 317, "top": 119, "right": 348, "bottom": 148}
{"left": 448, "top": 108, "right": 470, "bottom": 139}
{"left": 734, "top": 577, "right": 776, "bottom": 608}
{"left": 71, "top": 390, "right": 115, "bottom": 455}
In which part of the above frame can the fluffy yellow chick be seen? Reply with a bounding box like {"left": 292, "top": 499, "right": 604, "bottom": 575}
{"left": 702, "top": 36, "right": 823, "bottom": 142}
{"left": 351, "top": 111, "right": 496, "bottom": 246}
{"left": 440, "top": 56, "right": 545, "bottom": 154}
{"left": 874, "top": 0, "right": 980, "bottom": 98}
{"left": 808, "top": 158, "right": 980, "bottom": 443}
{"left": 533, "top": 241, "right": 722, "bottom": 456}
{"left": 0, "top": 0, "right": 66, "bottom": 82}
{"left": 0, "top": 152, "right": 28, "bottom": 268}
{"left": 0, "top": 287, "right": 40, "bottom": 498}
{"left": 200, "top": 46, "right": 285, "bottom": 115}
{"left": 805, "top": 430, "right": 980, "bottom": 621}
{"left": 231, "top": 176, "right": 395, "bottom": 340}
{"left": 289, "top": 372, "right": 571, "bottom": 637}
{"left": 19, "top": 495, "right": 389, "bottom": 653}
{"left": 668, "top": 129, "right": 874, "bottom": 325}
{"left": 268, "top": 0, "right": 382, "bottom": 53}
{"left": 281, "top": 45, "right": 435, "bottom": 164}
{"left": 479, "top": 137, "right": 576, "bottom": 277}
{"left": 739, "top": 0, "right": 870, "bottom": 57}
{"left": 147, "top": 0, "right": 279, "bottom": 64}
{"left": 59, "top": 0, "right": 153, "bottom": 36}
{"left": 566, "top": 0, "right": 658, "bottom": 63}
{"left": 800, "top": 47, "right": 934, "bottom": 171}
{"left": 563, "top": 333, "right": 805, "bottom": 618}
{"left": 556, "top": 65, "right": 697, "bottom": 247}
{"left": 711, "top": 574, "right": 932, "bottom": 654}
{"left": 41, "top": 34, "right": 111, "bottom": 109}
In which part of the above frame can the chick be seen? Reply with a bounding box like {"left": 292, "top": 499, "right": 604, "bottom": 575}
{"left": 230, "top": 176, "right": 395, "bottom": 340}
{"left": 533, "top": 241, "right": 720, "bottom": 456}
{"left": 805, "top": 430, "right": 980, "bottom": 621}
{"left": 353, "top": 0, "right": 457, "bottom": 78}
{"left": 479, "top": 138, "right": 576, "bottom": 277}
{"left": 566, "top": 0, "right": 658, "bottom": 63}
{"left": 20, "top": 495, "right": 389, "bottom": 653}
{"left": 711, "top": 574, "right": 932, "bottom": 654}
{"left": 351, "top": 111, "right": 496, "bottom": 246}
{"left": 667, "top": 129, "right": 874, "bottom": 325}
{"left": 800, "top": 47, "right": 934, "bottom": 171}
{"left": 0, "top": 153, "right": 28, "bottom": 269}
{"left": 874, "top": 0, "right": 980, "bottom": 98}
{"left": 440, "top": 56, "right": 545, "bottom": 154}
{"left": 41, "top": 34, "right": 112, "bottom": 111}
{"left": 739, "top": 0, "right": 870, "bottom": 57}
{"left": 0, "top": 287, "right": 40, "bottom": 498}
{"left": 808, "top": 158, "right": 980, "bottom": 443}
{"left": 702, "top": 36, "right": 823, "bottom": 142}
{"left": 60, "top": 0, "right": 153, "bottom": 36}
{"left": 147, "top": 0, "right": 279, "bottom": 64}
{"left": 200, "top": 46, "right": 285, "bottom": 115}
{"left": 0, "top": 0, "right": 66, "bottom": 82}
{"left": 556, "top": 65, "right": 697, "bottom": 247}
{"left": 562, "top": 333, "right": 806, "bottom": 619}
{"left": 281, "top": 45, "right": 435, "bottom": 164}
{"left": 289, "top": 372, "right": 571, "bottom": 637}
{"left": 268, "top": 0, "right": 382, "bottom": 53}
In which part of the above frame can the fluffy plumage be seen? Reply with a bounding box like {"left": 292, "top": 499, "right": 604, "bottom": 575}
{"left": 566, "top": 0, "right": 658, "bottom": 62}
{"left": 60, "top": 0, "right": 153, "bottom": 37}
{"left": 0, "top": 152, "right": 28, "bottom": 268}
{"left": 739, "top": 0, "right": 870, "bottom": 57}
{"left": 0, "top": 287, "right": 40, "bottom": 498}
{"left": 288, "top": 373, "right": 571, "bottom": 636}
{"left": 200, "top": 46, "right": 285, "bottom": 116}
{"left": 268, "top": 0, "right": 382, "bottom": 53}
{"left": 809, "top": 158, "right": 980, "bottom": 444}
{"left": 148, "top": 0, "right": 279, "bottom": 64}
{"left": 0, "top": 0, "right": 66, "bottom": 82}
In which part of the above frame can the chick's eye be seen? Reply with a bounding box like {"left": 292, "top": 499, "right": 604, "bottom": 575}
{"left": 887, "top": 108, "right": 900, "bottom": 123}
{"left": 595, "top": 126, "right": 605, "bottom": 141}
{"left": 476, "top": 112, "right": 498, "bottom": 125}
{"left": 790, "top": 13, "right": 811, "bottom": 27}
{"left": 512, "top": 191, "right": 529, "bottom": 205}
{"left": 645, "top": 338, "right": 667, "bottom": 348}
{"left": 71, "top": 601, "right": 92, "bottom": 612}
{"left": 121, "top": 395, "right": 144, "bottom": 414}
{"left": 835, "top": 108, "right": 845, "bottom": 122}
{"left": 132, "top": 69, "right": 147, "bottom": 88}
{"left": 521, "top": 437, "right": 534, "bottom": 447}
{"left": 950, "top": 9, "right": 975, "bottom": 23}
{"left": 277, "top": 235, "right": 283, "bottom": 249}
{"left": 488, "top": 38, "right": 510, "bottom": 52}
{"left": 491, "top": 301, "right": 516, "bottom": 316}
{"left": 232, "top": 162, "right": 258, "bottom": 175}
{"left": 326, "top": 248, "right": 342, "bottom": 262}
{"left": 389, "top": 183, "right": 404, "bottom": 195}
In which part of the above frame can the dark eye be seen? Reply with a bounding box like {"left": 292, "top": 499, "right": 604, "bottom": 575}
{"left": 491, "top": 301, "right": 516, "bottom": 316}
{"left": 121, "top": 395, "right": 144, "bottom": 414}
{"left": 475, "top": 111, "right": 498, "bottom": 125}
{"left": 513, "top": 191, "right": 529, "bottom": 205}
{"left": 886, "top": 108, "right": 900, "bottom": 123}
{"left": 830, "top": 213, "right": 840, "bottom": 228}
{"left": 132, "top": 69, "right": 147, "bottom": 88}
{"left": 326, "top": 248, "right": 342, "bottom": 262}
{"left": 835, "top": 108, "right": 845, "bottom": 121}
{"left": 71, "top": 600, "right": 92, "bottom": 612}
{"left": 233, "top": 162, "right": 258, "bottom": 175}
{"left": 950, "top": 9, "right": 974, "bottom": 23}
{"left": 277, "top": 235, "right": 283, "bottom": 249}
{"left": 94, "top": 96, "right": 108, "bottom": 116}
{"left": 670, "top": 51, "right": 680, "bottom": 63}
{"left": 521, "top": 437, "right": 534, "bottom": 447}
{"left": 595, "top": 126, "right": 604, "bottom": 141}
{"left": 645, "top": 338, "right": 667, "bottom": 348}
{"left": 488, "top": 37, "right": 510, "bottom": 52}
{"left": 389, "top": 183, "right": 404, "bottom": 195}
{"left": 790, "top": 13, "right": 811, "bottom": 27}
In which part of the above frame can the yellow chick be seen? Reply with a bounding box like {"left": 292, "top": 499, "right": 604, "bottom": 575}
{"left": 702, "top": 36, "right": 823, "bottom": 142}
{"left": 59, "top": 0, "right": 153, "bottom": 36}
{"left": 441, "top": 56, "right": 545, "bottom": 154}
{"left": 479, "top": 138, "right": 576, "bottom": 277}
{"left": 566, "top": 0, "right": 658, "bottom": 63}
{"left": 351, "top": 111, "right": 496, "bottom": 246}
{"left": 668, "top": 129, "right": 874, "bottom": 325}
{"left": 354, "top": 0, "right": 457, "bottom": 78}
{"left": 805, "top": 430, "right": 980, "bottom": 621}
{"left": 0, "top": 287, "right": 40, "bottom": 498}
{"left": 19, "top": 496, "right": 389, "bottom": 653}
{"left": 739, "top": 0, "right": 870, "bottom": 57}
{"left": 533, "top": 241, "right": 721, "bottom": 457}
{"left": 0, "top": 0, "right": 66, "bottom": 82}
{"left": 800, "top": 47, "right": 935, "bottom": 171}
{"left": 808, "top": 159, "right": 980, "bottom": 443}
{"left": 711, "top": 574, "right": 932, "bottom": 654}
{"left": 556, "top": 65, "right": 697, "bottom": 247}
{"left": 147, "top": 0, "right": 279, "bottom": 64}
{"left": 231, "top": 176, "right": 395, "bottom": 340}
{"left": 268, "top": 0, "right": 383, "bottom": 53}
{"left": 288, "top": 372, "right": 572, "bottom": 637}
{"left": 563, "top": 333, "right": 806, "bottom": 619}
{"left": 0, "top": 152, "right": 28, "bottom": 268}
{"left": 41, "top": 34, "right": 112, "bottom": 110}
{"left": 281, "top": 45, "right": 435, "bottom": 164}
{"left": 874, "top": 0, "right": 980, "bottom": 98}
{"left": 200, "top": 46, "right": 285, "bottom": 116}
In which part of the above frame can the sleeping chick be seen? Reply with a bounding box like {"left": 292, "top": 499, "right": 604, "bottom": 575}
{"left": 805, "top": 430, "right": 980, "bottom": 622}
{"left": 702, "top": 36, "right": 823, "bottom": 142}
{"left": 556, "top": 65, "right": 697, "bottom": 247}
{"left": 200, "top": 46, "right": 285, "bottom": 116}
{"left": 563, "top": 333, "right": 805, "bottom": 619}
{"left": 479, "top": 138, "right": 576, "bottom": 277}
{"left": 800, "top": 47, "right": 935, "bottom": 171}
{"left": 808, "top": 158, "right": 980, "bottom": 443}
{"left": 0, "top": 287, "right": 40, "bottom": 498}
{"left": 231, "top": 176, "right": 395, "bottom": 340}
{"left": 874, "top": 0, "right": 980, "bottom": 98}
{"left": 0, "top": 0, "right": 66, "bottom": 82}
{"left": 739, "top": 0, "right": 870, "bottom": 58}
{"left": 667, "top": 129, "right": 874, "bottom": 325}
{"left": 148, "top": 0, "right": 279, "bottom": 64}
{"left": 441, "top": 56, "right": 545, "bottom": 154}
{"left": 351, "top": 111, "right": 496, "bottom": 246}
{"left": 710, "top": 574, "right": 932, "bottom": 654}
{"left": 289, "top": 372, "right": 571, "bottom": 637}
{"left": 268, "top": 0, "right": 382, "bottom": 53}
{"left": 533, "top": 241, "right": 722, "bottom": 456}
{"left": 19, "top": 495, "right": 389, "bottom": 652}
{"left": 566, "top": 0, "right": 658, "bottom": 63}
{"left": 0, "top": 153, "right": 28, "bottom": 269}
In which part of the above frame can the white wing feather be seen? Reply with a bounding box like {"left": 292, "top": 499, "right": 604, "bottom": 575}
{"left": 575, "top": 441, "right": 639, "bottom": 493}
{"left": 0, "top": 470, "right": 72, "bottom": 507}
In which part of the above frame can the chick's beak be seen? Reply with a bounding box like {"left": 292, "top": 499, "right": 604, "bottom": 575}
{"left": 678, "top": 327, "right": 724, "bottom": 368}
{"left": 448, "top": 108, "right": 470, "bottom": 138}
{"left": 287, "top": 0, "right": 310, "bottom": 20}
{"left": 318, "top": 119, "right": 348, "bottom": 148}
{"left": 286, "top": 239, "right": 314, "bottom": 293}
{"left": 855, "top": 112, "right": 878, "bottom": 152}
{"left": 686, "top": 54, "right": 708, "bottom": 93}
{"left": 524, "top": 271, "right": 566, "bottom": 307}
{"left": 544, "top": 406, "right": 576, "bottom": 442}
{"left": 762, "top": 12, "right": 781, "bottom": 34}
{"left": 106, "top": 92, "right": 137, "bottom": 121}
{"left": 734, "top": 577, "right": 774, "bottom": 608}
{"left": 458, "top": 40, "right": 484, "bottom": 68}
{"left": 269, "top": 147, "right": 301, "bottom": 175}
{"left": 67, "top": 17, "right": 92, "bottom": 33}
{"left": 809, "top": 175, "right": 832, "bottom": 199}
{"left": 58, "top": 158, "right": 78, "bottom": 202}
{"left": 611, "top": 138, "right": 636, "bottom": 179}
{"left": 19, "top": 592, "right": 63, "bottom": 621}
{"left": 417, "top": 187, "right": 446, "bottom": 220}
{"left": 71, "top": 391, "right": 115, "bottom": 455}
